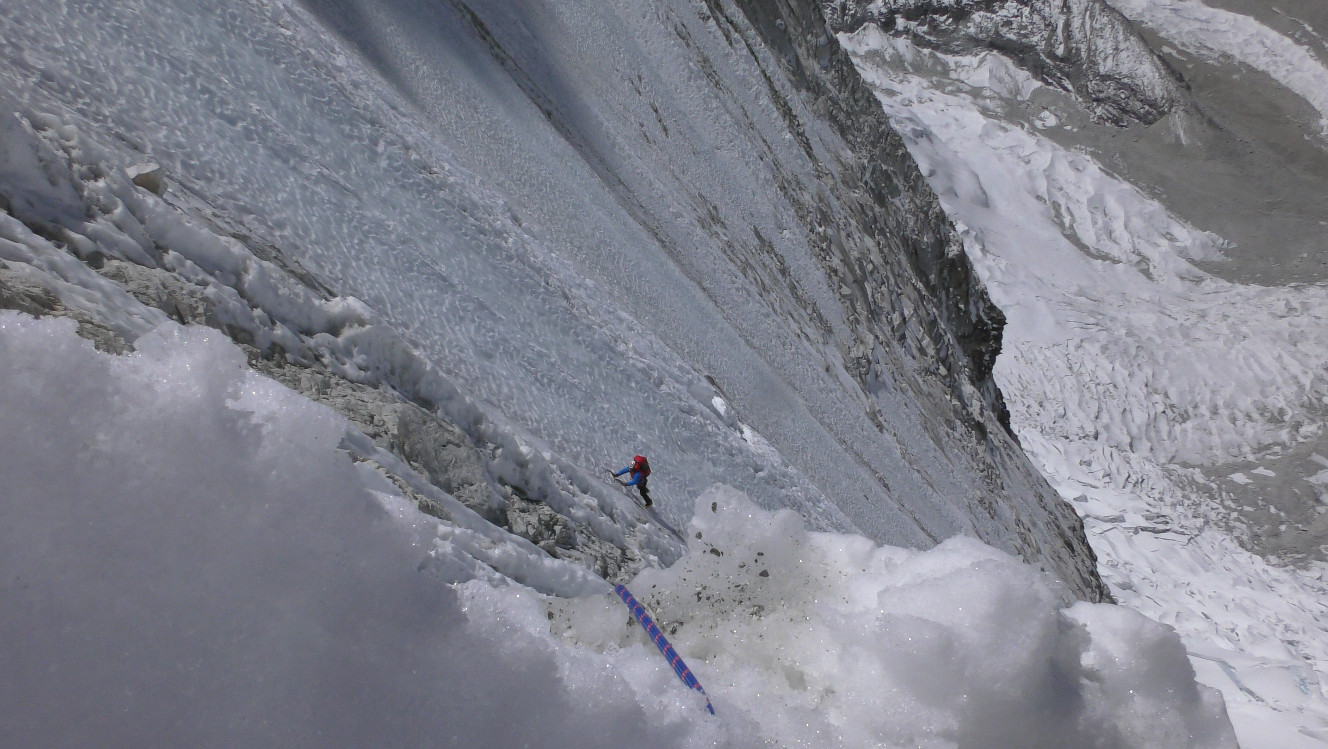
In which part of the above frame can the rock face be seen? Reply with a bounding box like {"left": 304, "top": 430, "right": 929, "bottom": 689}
{"left": 731, "top": 0, "right": 1012, "bottom": 434}
{"left": 822, "top": 0, "right": 1189, "bottom": 125}
{"left": 720, "top": 0, "right": 1108, "bottom": 601}
{"left": 0, "top": 263, "right": 128, "bottom": 353}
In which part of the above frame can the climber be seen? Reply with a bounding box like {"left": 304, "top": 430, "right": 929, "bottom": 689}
{"left": 610, "top": 455, "right": 652, "bottom": 507}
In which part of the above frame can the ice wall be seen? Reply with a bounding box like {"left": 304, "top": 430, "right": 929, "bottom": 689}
{"left": 0, "top": 0, "right": 1106, "bottom": 595}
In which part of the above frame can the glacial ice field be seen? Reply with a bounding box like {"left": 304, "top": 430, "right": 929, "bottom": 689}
{"left": 840, "top": 9, "right": 1328, "bottom": 747}
{"left": 0, "top": 0, "right": 1317, "bottom": 746}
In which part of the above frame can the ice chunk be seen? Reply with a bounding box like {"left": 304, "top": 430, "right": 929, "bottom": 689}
{"left": 125, "top": 162, "right": 165, "bottom": 195}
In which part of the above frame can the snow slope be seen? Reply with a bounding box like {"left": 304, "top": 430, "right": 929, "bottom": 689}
{"left": 0, "top": 0, "right": 1105, "bottom": 591}
{"left": 841, "top": 22, "right": 1328, "bottom": 748}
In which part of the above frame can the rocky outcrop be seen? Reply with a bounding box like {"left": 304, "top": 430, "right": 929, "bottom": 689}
{"left": 719, "top": 0, "right": 1012, "bottom": 436}
{"left": 0, "top": 262, "right": 128, "bottom": 353}
{"left": 822, "top": 0, "right": 1189, "bottom": 125}
{"left": 247, "top": 355, "right": 640, "bottom": 582}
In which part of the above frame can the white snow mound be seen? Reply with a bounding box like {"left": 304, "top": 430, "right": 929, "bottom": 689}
{"left": 0, "top": 313, "right": 1235, "bottom": 747}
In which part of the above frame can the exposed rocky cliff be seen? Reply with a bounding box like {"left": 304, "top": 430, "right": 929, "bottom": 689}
{"left": 731, "top": 0, "right": 1010, "bottom": 433}
{"left": 717, "top": 0, "right": 1107, "bottom": 599}
{"left": 823, "top": 0, "right": 1189, "bottom": 125}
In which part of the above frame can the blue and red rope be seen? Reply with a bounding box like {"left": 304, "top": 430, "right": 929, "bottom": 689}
{"left": 614, "top": 584, "right": 715, "bottom": 715}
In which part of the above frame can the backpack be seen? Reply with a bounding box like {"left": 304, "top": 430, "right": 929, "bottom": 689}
{"left": 633, "top": 455, "right": 651, "bottom": 477}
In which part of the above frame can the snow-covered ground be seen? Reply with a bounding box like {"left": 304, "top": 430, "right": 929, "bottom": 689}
{"left": 841, "top": 14, "right": 1328, "bottom": 747}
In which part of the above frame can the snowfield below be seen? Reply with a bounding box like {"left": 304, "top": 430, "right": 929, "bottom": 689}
{"left": 841, "top": 18, "right": 1328, "bottom": 748}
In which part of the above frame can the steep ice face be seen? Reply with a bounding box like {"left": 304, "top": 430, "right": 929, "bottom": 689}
{"left": 824, "top": 0, "right": 1190, "bottom": 125}
{"left": 0, "top": 0, "right": 1106, "bottom": 595}
{"left": 0, "top": 0, "right": 1259, "bottom": 742}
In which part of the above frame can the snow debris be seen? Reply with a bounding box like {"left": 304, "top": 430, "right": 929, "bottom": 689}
{"left": 0, "top": 314, "right": 1234, "bottom": 746}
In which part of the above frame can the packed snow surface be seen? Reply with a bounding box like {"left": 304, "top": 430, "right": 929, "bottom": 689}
{"left": 0, "top": 312, "right": 1235, "bottom": 746}
{"left": 842, "top": 24, "right": 1328, "bottom": 749}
